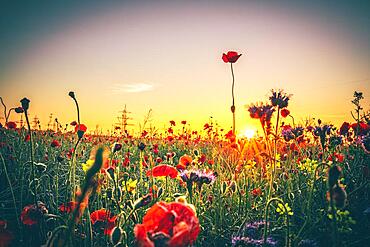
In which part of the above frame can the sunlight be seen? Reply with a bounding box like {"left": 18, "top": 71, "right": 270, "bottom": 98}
{"left": 240, "top": 128, "right": 256, "bottom": 139}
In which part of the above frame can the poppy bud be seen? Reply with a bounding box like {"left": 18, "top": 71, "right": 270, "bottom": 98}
{"left": 134, "top": 194, "right": 152, "bottom": 210}
{"left": 156, "top": 187, "right": 163, "bottom": 198}
{"left": 107, "top": 167, "right": 115, "bottom": 180}
{"left": 15, "top": 107, "right": 24, "bottom": 113}
{"left": 123, "top": 172, "right": 129, "bottom": 181}
{"left": 20, "top": 98, "right": 30, "bottom": 111}
{"left": 113, "top": 143, "right": 122, "bottom": 153}
{"left": 68, "top": 91, "right": 76, "bottom": 99}
{"left": 231, "top": 105, "right": 235, "bottom": 113}
{"left": 138, "top": 142, "right": 146, "bottom": 151}
{"left": 328, "top": 165, "right": 342, "bottom": 188}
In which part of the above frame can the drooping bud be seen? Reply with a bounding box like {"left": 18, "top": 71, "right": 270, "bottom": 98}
{"left": 113, "top": 142, "right": 123, "bottom": 153}
{"left": 68, "top": 91, "right": 76, "bottom": 99}
{"left": 138, "top": 142, "right": 146, "bottom": 151}
{"left": 133, "top": 194, "right": 152, "bottom": 210}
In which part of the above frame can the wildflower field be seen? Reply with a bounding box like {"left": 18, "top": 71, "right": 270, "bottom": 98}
{"left": 0, "top": 85, "right": 369, "bottom": 247}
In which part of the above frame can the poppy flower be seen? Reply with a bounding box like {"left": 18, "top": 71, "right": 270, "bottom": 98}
{"left": 225, "top": 130, "right": 236, "bottom": 142}
{"left": 147, "top": 164, "right": 178, "bottom": 179}
{"left": 0, "top": 220, "right": 13, "bottom": 247}
{"left": 59, "top": 189, "right": 90, "bottom": 221}
{"left": 51, "top": 140, "right": 60, "bottom": 148}
{"left": 176, "top": 155, "right": 192, "bottom": 170}
{"left": 90, "top": 209, "right": 117, "bottom": 235}
{"left": 169, "top": 120, "right": 176, "bottom": 126}
{"left": 24, "top": 134, "right": 30, "bottom": 142}
{"left": 70, "top": 121, "right": 77, "bottom": 126}
{"left": 222, "top": 51, "right": 242, "bottom": 63}
{"left": 5, "top": 122, "right": 16, "bottom": 129}
{"left": 351, "top": 122, "right": 369, "bottom": 136}
{"left": 75, "top": 124, "right": 87, "bottom": 133}
{"left": 181, "top": 121, "right": 187, "bottom": 125}
{"left": 20, "top": 202, "right": 48, "bottom": 226}
{"left": 251, "top": 188, "right": 262, "bottom": 197}
{"left": 134, "top": 201, "right": 200, "bottom": 247}
{"left": 281, "top": 108, "right": 290, "bottom": 118}
{"left": 339, "top": 122, "right": 350, "bottom": 136}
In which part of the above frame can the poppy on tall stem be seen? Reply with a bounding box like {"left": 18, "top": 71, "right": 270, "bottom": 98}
{"left": 222, "top": 51, "right": 242, "bottom": 134}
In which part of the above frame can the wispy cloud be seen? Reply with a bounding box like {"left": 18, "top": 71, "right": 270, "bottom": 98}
{"left": 111, "top": 83, "right": 155, "bottom": 94}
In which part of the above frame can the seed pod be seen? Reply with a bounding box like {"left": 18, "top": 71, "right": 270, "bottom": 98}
{"left": 20, "top": 98, "right": 30, "bottom": 111}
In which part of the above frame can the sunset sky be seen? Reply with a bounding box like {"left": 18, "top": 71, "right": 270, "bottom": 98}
{"left": 1, "top": 0, "right": 369, "bottom": 134}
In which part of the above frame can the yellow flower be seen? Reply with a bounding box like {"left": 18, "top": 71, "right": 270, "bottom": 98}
{"left": 123, "top": 179, "right": 137, "bottom": 194}
{"left": 82, "top": 159, "right": 94, "bottom": 173}
{"left": 276, "top": 202, "right": 294, "bottom": 216}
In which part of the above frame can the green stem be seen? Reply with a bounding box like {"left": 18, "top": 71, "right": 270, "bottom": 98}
{"left": 230, "top": 63, "right": 236, "bottom": 134}
{"left": 0, "top": 152, "right": 21, "bottom": 231}
{"left": 24, "top": 109, "right": 37, "bottom": 204}
{"left": 263, "top": 197, "right": 290, "bottom": 247}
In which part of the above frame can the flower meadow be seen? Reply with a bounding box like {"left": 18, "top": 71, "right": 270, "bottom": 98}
{"left": 0, "top": 54, "right": 370, "bottom": 247}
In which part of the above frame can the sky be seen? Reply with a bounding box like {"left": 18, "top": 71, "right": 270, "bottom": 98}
{"left": 0, "top": 0, "right": 369, "bottom": 134}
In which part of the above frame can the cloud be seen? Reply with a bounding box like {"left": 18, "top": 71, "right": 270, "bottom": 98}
{"left": 111, "top": 83, "right": 154, "bottom": 93}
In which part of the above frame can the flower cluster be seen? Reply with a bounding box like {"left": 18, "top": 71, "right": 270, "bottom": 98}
{"left": 232, "top": 221, "right": 277, "bottom": 247}
{"left": 248, "top": 103, "right": 275, "bottom": 134}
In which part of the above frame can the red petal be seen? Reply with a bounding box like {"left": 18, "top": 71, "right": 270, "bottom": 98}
{"left": 222, "top": 53, "right": 229, "bottom": 63}
{"left": 147, "top": 164, "right": 178, "bottom": 178}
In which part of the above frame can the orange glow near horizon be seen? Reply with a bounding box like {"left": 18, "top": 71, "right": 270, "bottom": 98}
{"left": 0, "top": 1, "right": 369, "bottom": 134}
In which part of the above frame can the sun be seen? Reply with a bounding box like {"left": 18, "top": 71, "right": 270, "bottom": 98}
{"left": 241, "top": 128, "right": 256, "bottom": 139}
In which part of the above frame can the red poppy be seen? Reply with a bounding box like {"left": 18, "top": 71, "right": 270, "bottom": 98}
{"left": 134, "top": 201, "right": 200, "bottom": 247}
{"left": 20, "top": 202, "right": 48, "bottom": 226}
{"left": 24, "top": 134, "right": 30, "bottom": 142}
{"left": 5, "top": 122, "right": 16, "bottom": 129}
{"left": 147, "top": 164, "right": 178, "bottom": 179}
{"left": 181, "top": 120, "right": 187, "bottom": 125}
{"left": 70, "top": 121, "right": 77, "bottom": 126}
{"left": 90, "top": 209, "right": 117, "bottom": 235}
{"left": 222, "top": 51, "right": 242, "bottom": 63}
{"left": 74, "top": 124, "right": 87, "bottom": 133}
{"left": 51, "top": 140, "right": 60, "bottom": 148}
{"left": 225, "top": 130, "right": 236, "bottom": 142}
{"left": 169, "top": 120, "right": 176, "bottom": 126}
{"left": 0, "top": 220, "right": 13, "bottom": 247}
{"left": 59, "top": 189, "right": 90, "bottom": 222}
{"left": 176, "top": 155, "right": 192, "bottom": 170}
{"left": 251, "top": 188, "right": 262, "bottom": 197}
{"left": 281, "top": 108, "right": 290, "bottom": 118}
{"left": 339, "top": 122, "right": 350, "bottom": 136}
{"left": 351, "top": 122, "right": 369, "bottom": 136}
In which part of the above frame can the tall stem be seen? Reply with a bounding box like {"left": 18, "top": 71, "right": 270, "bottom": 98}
{"left": 263, "top": 198, "right": 290, "bottom": 247}
{"left": 24, "top": 109, "right": 37, "bottom": 204}
{"left": 0, "top": 97, "right": 7, "bottom": 123}
{"left": 73, "top": 97, "right": 81, "bottom": 125}
{"left": 230, "top": 63, "right": 236, "bottom": 134}
{"left": 269, "top": 107, "right": 281, "bottom": 199}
